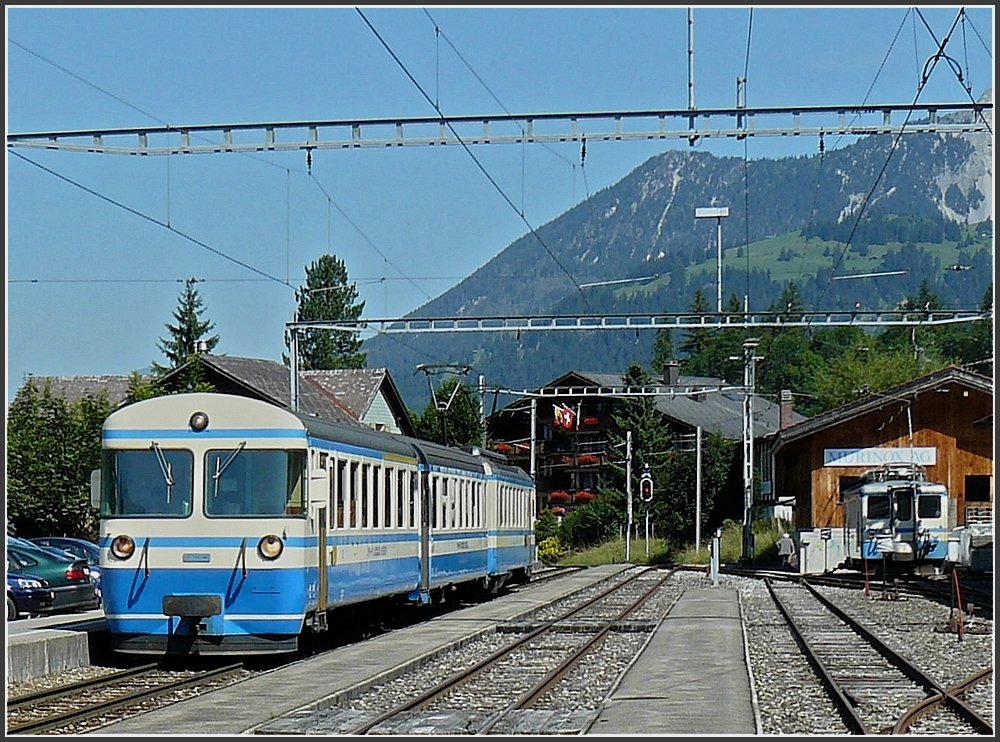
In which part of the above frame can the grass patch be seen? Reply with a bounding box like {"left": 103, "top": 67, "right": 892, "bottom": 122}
{"left": 555, "top": 518, "right": 794, "bottom": 568}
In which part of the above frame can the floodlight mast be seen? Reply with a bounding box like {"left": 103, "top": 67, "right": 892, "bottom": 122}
{"left": 695, "top": 206, "right": 730, "bottom": 313}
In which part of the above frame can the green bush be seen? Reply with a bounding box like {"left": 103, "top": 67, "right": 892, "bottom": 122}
{"left": 537, "top": 536, "right": 565, "bottom": 564}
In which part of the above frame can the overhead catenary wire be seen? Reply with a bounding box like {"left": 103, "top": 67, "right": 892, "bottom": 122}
{"left": 815, "top": 8, "right": 972, "bottom": 310}
{"left": 356, "top": 8, "right": 592, "bottom": 308}
{"left": 9, "top": 36, "right": 441, "bottom": 308}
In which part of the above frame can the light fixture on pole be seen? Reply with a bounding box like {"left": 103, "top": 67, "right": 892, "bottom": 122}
{"left": 695, "top": 206, "right": 729, "bottom": 313}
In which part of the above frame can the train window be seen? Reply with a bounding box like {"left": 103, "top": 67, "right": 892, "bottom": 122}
{"left": 409, "top": 472, "right": 417, "bottom": 529}
{"left": 361, "top": 464, "right": 371, "bottom": 528}
{"left": 918, "top": 495, "right": 942, "bottom": 518}
{"left": 867, "top": 495, "right": 890, "bottom": 519}
{"left": 893, "top": 488, "right": 914, "bottom": 521}
{"left": 102, "top": 448, "right": 194, "bottom": 518}
{"left": 445, "top": 478, "right": 455, "bottom": 529}
{"left": 350, "top": 462, "right": 360, "bottom": 528}
{"left": 396, "top": 471, "right": 402, "bottom": 528}
{"left": 336, "top": 460, "right": 347, "bottom": 528}
{"left": 384, "top": 467, "right": 394, "bottom": 528}
{"left": 372, "top": 465, "right": 382, "bottom": 528}
{"left": 430, "top": 476, "right": 439, "bottom": 529}
{"left": 204, "top": 448, "right": 305, "bottom": 517}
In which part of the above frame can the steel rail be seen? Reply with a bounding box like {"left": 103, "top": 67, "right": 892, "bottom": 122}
{"left": 893, "top": 666, "right": 994, "bottom": 734}
{"left": 476, "top": 569, "right": 679, "bottom": 734}
{"left": 342, "top": 567, "right": 655, "bottom": 735}
{"left": 765, "top": 578, "right": 871, "bottom": 734}
{"left": 801, "top": 581, "right": 994, "bottom": 736}
{"left": 7, "top": 662, "right": 160, "bottom": 709}
{"left": 7, "top": 662, "right": 246, "bottom": 735}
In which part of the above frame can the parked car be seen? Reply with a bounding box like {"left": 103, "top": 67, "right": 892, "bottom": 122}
{"left": 7, "top": 572, "right": 55, "bottom": 620}
{"left": 29, "top": 537, "right": 102, "bottom": 605}
{"left": 6, "top": 543, "right": 99, "bottom": 614}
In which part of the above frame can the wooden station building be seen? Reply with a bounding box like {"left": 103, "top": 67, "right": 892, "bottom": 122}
{"left": 770, "top": 365, "right": 994, "bottom": 531}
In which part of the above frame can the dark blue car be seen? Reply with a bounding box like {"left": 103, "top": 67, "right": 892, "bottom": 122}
{"left": 7, "top": 572, "right": 55, "bottom": 620}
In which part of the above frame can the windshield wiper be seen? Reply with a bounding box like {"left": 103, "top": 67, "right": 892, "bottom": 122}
{"left": 212, "top": 442, "right": 247, "bottom": 499}
{"left": 151, "top": 442, "right": 175, "bottom": 504}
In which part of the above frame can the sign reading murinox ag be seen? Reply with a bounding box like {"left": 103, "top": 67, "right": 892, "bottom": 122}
{"left": 823, "top": 447, "right": 937, "bottom": 467}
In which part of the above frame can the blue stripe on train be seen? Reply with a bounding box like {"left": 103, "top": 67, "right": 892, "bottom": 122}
{"left": 103, "top": 428, "right": 306, "bottom": 440}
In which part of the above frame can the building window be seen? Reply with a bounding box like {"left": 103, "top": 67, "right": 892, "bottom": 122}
{"left": 965, "top": 475, "right": 992, "bottom": 502}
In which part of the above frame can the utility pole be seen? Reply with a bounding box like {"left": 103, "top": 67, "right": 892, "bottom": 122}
{"left": 741, "top": 338, "right": 761, "bottom": 562}
{"left": 478, "top": 374, "right": 487, "bottom": 448}
{"left": 529, "top": 398, "right": 537, "bottom": 482}
{"left": 695, "top": 425, "right": 702, "bottom": 552}
{"left": 625, "top": 430, "right": 633, "bottom": 562}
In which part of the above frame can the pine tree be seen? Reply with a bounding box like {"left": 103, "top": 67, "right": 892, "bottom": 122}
{"left": 287, "top": 254, "right": 366, "bottom": 370}
{"left": 153, "top": 278, "right": 219, "bottom": 374}
{"left": 651, "top": 327, "right": 674, "bottom": 373}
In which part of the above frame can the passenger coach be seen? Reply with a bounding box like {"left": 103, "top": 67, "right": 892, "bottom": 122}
{"left": 92, "top": 392, "right": 535, "bottom": 655}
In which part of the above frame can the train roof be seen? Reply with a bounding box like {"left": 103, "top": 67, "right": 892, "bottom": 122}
{"left": 298, "top": 410, "right": 531, "bottom": 483}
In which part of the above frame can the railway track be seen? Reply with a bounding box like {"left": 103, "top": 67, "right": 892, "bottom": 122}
{"left": 257, "top": 566, "right": 680, "bottom": 735}
{"left": 722, "top": 565, "right": 993, "bottom": 620}
{"left": 6, "top": 661, "right": 249, "bottom": 734}
{"left": 765, "top": 578, "right": 993, "bottom": 735}
{"left": 6, "top": 565, "right": 584, "bottom": 735}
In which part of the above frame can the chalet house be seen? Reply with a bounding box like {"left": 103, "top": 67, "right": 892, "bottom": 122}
{"left": 487, "top": 362, "right": 804, "bottom": 516}
{"left": 769, "top": 365, "right": 994, "bottom": 532}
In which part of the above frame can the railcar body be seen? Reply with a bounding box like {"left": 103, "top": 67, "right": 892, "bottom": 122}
{"left": 841, "top": 464, "right": 951, "bottom": 574}
{"left": 92, "top": 393, "right": 535, "bottom": 656}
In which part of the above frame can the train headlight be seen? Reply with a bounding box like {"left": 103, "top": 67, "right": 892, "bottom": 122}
{"left": 189, "top": 411, "right": 210, "bottom": 432}
{"left": 257, "top": 534, "right": 284, "bottom": 560}
{"left": 111, "top": 534, "right": 136, "bottom": 560}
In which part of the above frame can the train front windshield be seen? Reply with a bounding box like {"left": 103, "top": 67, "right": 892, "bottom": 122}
{"left": 101, "top": 446, "right": 306, "bottom": 517}
{"left": 204, "top": 447, "right": 305, "bottom": 517}
{"left": 101, "top": 448, "right": 194, "bottom": 517}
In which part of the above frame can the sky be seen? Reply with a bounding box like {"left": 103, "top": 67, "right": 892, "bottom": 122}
{"left": 5, "top": 5, "right": 995, "bottom": 405}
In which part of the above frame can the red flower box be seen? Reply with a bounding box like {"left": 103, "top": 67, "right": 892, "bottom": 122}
{"left": 548, "top": 490, "right": 571, "bottom": 503}
{"left": 575, "top": 490, "right": 595, "bottom": 502}
{"left": 577, "top": 454, "right": 599, "bottom": 466}
{"left": 494, "top": 442, "right": 512, "bottom": 454}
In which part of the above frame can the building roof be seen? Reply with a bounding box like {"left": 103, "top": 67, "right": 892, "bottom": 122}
{"left": 491, "top": 368, "right": 803, "bottom": 440}
{"left": 772, "top": 365, "right": 994, "bottom": 452}
{"left": 159, "top": 355, "right": 416, "bottom": 432}
{"left": 181, "top": 354, "right": 364, "bottom": 425}
{"left": 303, "top": 368, "right": 416, "bottom": 436}
{"left": 22, "top": 375, "right": 133, "bottom": 407}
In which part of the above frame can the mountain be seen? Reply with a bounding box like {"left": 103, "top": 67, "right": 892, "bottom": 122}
{"left": 365, "top": 92, "right": 993, "bottom": 410}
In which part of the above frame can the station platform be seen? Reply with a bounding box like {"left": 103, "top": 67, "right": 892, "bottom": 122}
{"left": 5, "top": 610, "right": 107, "bottom": 684}
{"left": 585, "top": 585, "right": 759, "bottom": 735}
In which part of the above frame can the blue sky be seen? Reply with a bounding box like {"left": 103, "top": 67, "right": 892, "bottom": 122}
{"left": 6, "top": 5, "right": 994, "bottom": 404}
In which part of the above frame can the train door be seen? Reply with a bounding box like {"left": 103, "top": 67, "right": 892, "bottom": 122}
{"left": 891, "top": 485, "right": 916, "bottom": 555}
{"left": 309, "top": 461, "right": 329, "bottom": 631}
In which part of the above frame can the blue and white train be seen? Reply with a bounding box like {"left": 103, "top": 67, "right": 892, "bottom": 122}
{"left": 91, "top": 393, "right": 536, "bottom": 655}
{"left": 841, "top": 463, "right": 952, "bottom": 575}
